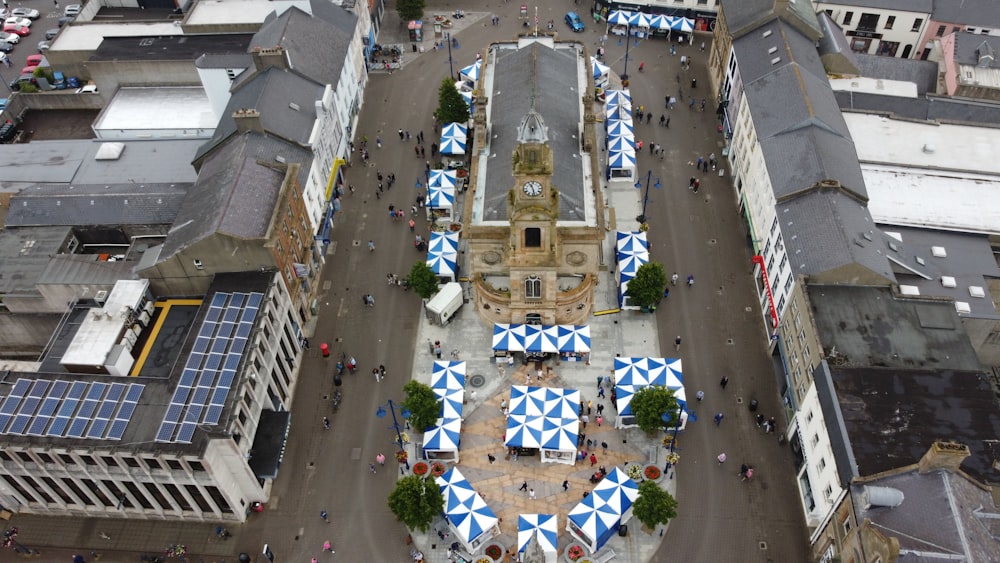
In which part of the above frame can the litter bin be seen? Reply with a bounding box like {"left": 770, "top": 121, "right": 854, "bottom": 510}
{"left": 320, "top": 342, "right": 330, "bottom": 357}
{"left": 749, "top": 399, "right": 758, "bottom": 412}
{"left": 618, "top": 524, "right": 628, "bottom": 537}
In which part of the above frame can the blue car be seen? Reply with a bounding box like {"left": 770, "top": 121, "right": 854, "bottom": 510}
{"left": 565, "top": 12, "right": 584, "bottom": 32}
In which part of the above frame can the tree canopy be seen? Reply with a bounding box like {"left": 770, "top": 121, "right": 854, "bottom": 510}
{"left": 625, "top": 261, "right": 668, "bottom": 310}
{"left": 387, "top": 475, "right": 443, "bottom": 532}
{"left": 408, "top": 261, "right": 439, "bottom": 299}
{"left": 632, "top": 480, "right": 678, "bottom": 530}
{"left": 396, "top": 0, "right": 425, "bottom": 22}
{"left": 629, "top": 385, "right": 681, "bottom": 434}
{"left": 401, "top": 380, "right": 440, "bottom": 433}
{"left": 434, "top": 78, "right": 471, "bottom": 125}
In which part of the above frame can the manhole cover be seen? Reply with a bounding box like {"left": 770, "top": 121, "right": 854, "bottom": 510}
{"left": 727, "top": 338, "right": 734, "bottom": 345}
{"left": 759, "top": 541, "right": 768, "bottom": 550}
{"left": 352, "top": 240, "right": 361, "bottom": 247}
{"left": 736, "top": 397, "right": 744, "bottom": 404}
{"left": 709, "top": 238, "right": 717, "bottom": 245}
{"left": 469, "top": 374, "right": 486, "bottom": 388}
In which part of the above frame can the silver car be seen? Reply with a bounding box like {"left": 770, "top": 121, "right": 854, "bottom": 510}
{"left": 11, "top": 8, "right": 40, "bottom": 20}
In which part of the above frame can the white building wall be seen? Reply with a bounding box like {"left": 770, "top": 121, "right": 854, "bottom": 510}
{"left": 197, "top": 66, "right": 249, "bottom": 123}
{"left": 794, "top": 385, "right": 843, "bottom": 528}
{"left": 816, "top": 3, "right": 930, "bottom": 58}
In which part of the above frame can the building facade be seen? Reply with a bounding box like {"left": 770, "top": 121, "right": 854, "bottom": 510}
{"left": 815, "top": 0, "right": 932, "bottom": 58}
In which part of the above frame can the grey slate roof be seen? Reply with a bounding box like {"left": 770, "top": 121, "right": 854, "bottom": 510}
{"left": 829, "top": 366, "right": 1000, "bottom": 483}
{"left": 5, "top": 183, "right": 190, "bottom": 228}
{"left": 482, "top": 41, "right": 586, "bottom": 222}
{"left": 721, "top": 0, "right": 822, "bottom": 39}
{"left": 249, "top": 0, "right": 356, "bottom": 86}
{"left": 733, "top": 18, "right": 828, "bottom": 85}
{"left": 852, "top": 53, "right": 939, "bottom": 95}
{"left": 0, "top": 226, "right": 74, "bottom": 293}
{"left": 91, "top": 34, "right": 254, "bottom": 62}
{"left": 194, "top": 67, "right": 324, "bottom": 162}
{"left": 816, "top": 11, "right": 861, "bottom": 73}
{"left": 158, "top": 131, "right": 312, "bottom": 262}
{"left": 850, "top": 470, "right": 1000, "bottom": 562}
{"left": 819, "top": 0, "right": 933, "bottom": 12}
{"left": 835, "top": 91, "right": 1000, "bottom": 125}
{"left": 933, "top": 0, "right": 1000, "bottom": 28}
{"left": 777, "top": 189, "right": 894, "bottom": 280}
{"left": 953, "top": 31, "right": 1000, "bottom": 67}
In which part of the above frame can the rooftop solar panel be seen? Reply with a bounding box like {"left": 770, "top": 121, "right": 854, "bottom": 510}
{"left": 9, "top": 415, "right": 31, "bottom": 434}
{"left": 115, "top": 401, "right": 136, "bottom": 420}
{"left": 211, "top": 292, "right": 227, "bottom": 308}
{"left": 155, "top": 423, "right": 175, "bottom": 442}
{"left": 230, "top": 293, "right": 246, "bottom": 308}
{"left": 107, "top": 419, "right": 129, "bottom": 439}
{"left": 247, "top": 293, "right": 263, "bottom": 309}
{"left": 204, "top": 405, "right": 224, "bottom": 424}
{"left": 86, "top": 419, "right": 109, "bottom": 439}
{"left": 176, "top": 422, "right": 196, "bottom": 443}
{"left": 125, "top": 384, "right": 144, "bottom": 402}
{"left": 27, "top": 414, "right": 51, "bottom": 436}
{"left": 66, "top": 382, "right": 87, "bottom": 400}
{"left": 230, "top": 338, "right": 247, "bottom": 355}
{"left": 67, "top": 417, "right": 89, "bottom": 438}
{"left": 28, "top": 380, "right": 50, "bottom": 398}
{"left": 47, "top": 416, "right": 70, "bottom": 436}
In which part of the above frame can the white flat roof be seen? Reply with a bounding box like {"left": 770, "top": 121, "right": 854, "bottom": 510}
{"left": 53, "top": 22, "right": 184, "bottom": 52}
{"left": 94, "top": 87, "right": 216, "bottom": 132}
{"left": 185, "top": 0, "right": 309, "bottom": 26}
{"left": 863, "top": 164, "right": 1000, "bottom": 235}
{"left": 61, "top": 280, "right": 149, "bottom": 367}
{"left": 829, "top": 77, "right": 918, "bottom": 98}
{"left": 844, "top": 112, "right": 1000, "bottom": 175}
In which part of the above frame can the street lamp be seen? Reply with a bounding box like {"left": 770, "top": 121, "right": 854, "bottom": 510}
{"left": 445, "top": 31, "right": 455, "bottom": 81}
{"left": 622, "top": 29, "right": 632, "bottom": 83}
{"left": 376, "top": 400, "right": 411, "bottom": 470}
{"left": 634, "top": 170, "right": 661, "bottom": 224}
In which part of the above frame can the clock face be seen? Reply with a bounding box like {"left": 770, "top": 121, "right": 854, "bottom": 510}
{"left": 523, "top": 181, "right": 543, "bottom": 197}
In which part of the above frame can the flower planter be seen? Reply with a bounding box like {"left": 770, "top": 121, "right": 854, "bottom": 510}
{"left": 626, "top": 463, "right": 643, "bottom": 481}
{"left": 484, "top": 544, "right": 503, "bottom": 561}
{"left": 644, "top": 465, "right": 662, "bottom": 481}
{"left": 413, "top": 462, "right": 429, "bottom": 476}
{"left": 565, "top": 543, "right": 587, "bottom": 562}
{"left": 430, "top": 462, "right": 446, "bottom": 477}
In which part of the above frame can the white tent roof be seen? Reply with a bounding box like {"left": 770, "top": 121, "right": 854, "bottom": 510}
{"left": 518, "top": 514, "right": 559, "bottom": 554}
{"left": 436, "top": 467, "right": 499, "bottom": 544}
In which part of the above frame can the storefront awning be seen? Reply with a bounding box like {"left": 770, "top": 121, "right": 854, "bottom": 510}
{"left": 249, "top": 410, "right": 291, "bottom": 480}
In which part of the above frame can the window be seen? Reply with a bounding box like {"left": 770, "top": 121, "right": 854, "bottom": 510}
{"left": 80, "top": 455, "right": 97, "bottom": 466}
{"left": 17, "top": 451, "right": 32, "bottom": 463}
{"left": 144, "top": 458, "right": 162, "bottom": 470}
{"left": 843, "top": 11, "right": 853, "bottom": 26}
{"left": 124, "top": 457, "right": 140, "bottom": 468}
{"left": 165, "top": 459, "right": 183, "bottom": 471}
{"left": 825, "top": 485, "right": 834, "bottom": 499}
{"left": 525, "top": 277, "right": 542, "bottom": 300}
{"left": 59, "top": 454, "right": 75, "bottom": 465}
{"left": 188, "top": 460, "right": 206, "bottom": 472}
{"left": 37, "top": 453, "right": 54, "bottom": 464}
{"left": 858, "top": 13, "right": 879, "bottom": 31}
{"left": 0, "top": 450, "right": 11, "bottom": 462}
{"left": 193, "top": 259, "right": 204, "bottom": 270}
{"left": 884, "top": 16, "right": 895, "bottom": 30}
{"left": 525, "top": 228, "right": 541, "bottom": 248}
{"left": 806, "top": 410, "right": 814, "bottom": 423}
{"left": 812, "top": 433, "right": 820, "bottom": 447}
{"left": 936, "top": 24, "right": 946, "bottom": 37}
{"left": 912, "top": 18, "right": 923, "bottom": 32}
{"left": 818, "top": 457, "right": 826, "bottom": 471}
{"left": 101, "top": 456, "right": 118, "bottom": 467}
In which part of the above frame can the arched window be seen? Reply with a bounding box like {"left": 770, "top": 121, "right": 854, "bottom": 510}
{"left": 525, "top": 276, "right": 541, "bottom": 299}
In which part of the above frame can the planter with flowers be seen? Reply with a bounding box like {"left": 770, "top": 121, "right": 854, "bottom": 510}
{"left": 413, "top": 462, "right": 429, "bottom": 476}
{"left": 430, "top": 462, "right": 447, "bottom": 477}
{"left": 395, "top": 450, "right": 408, "bottom": 464}
{"left": 626, "top": 463, "right": 643, "bottom": 481}
{"left": 483, "top": 544, "right": 503, "bottom": 561}
{"left": 565, "top": 543, "right": 586, "bottom": 562}
{"left": 644, "top": 465, "right": 662, "bottom": 482}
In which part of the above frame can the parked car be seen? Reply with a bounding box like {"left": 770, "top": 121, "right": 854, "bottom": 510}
{"left": 0, "top": 42, "right": 13, "bottom": 53}
{"left": 25, "top": 54, "right": 44, "bottom": 67}
{"left": 11, "top": 8, "right": 39, "bottom": 20}
{"left": 64, "top": 5, "right": 82, "bottom": 17}
{"left": 4, "top": 17, "right": 32, "bottom": 28}
{"left": 0, "top": 98, "right": 7, "bottom": 112}
{"left": 0, "top": 31, "right": 19, "bottom": 44}
{"left": 565, "top": 12, "right": 584, "bottom": 32}
{"left": 9, "top": 72, "right": 36, "bottom": 91}
{"left": 45, "top": 28, "right": 58, "bottom": 40}
{"left": 37, "top": 40, "right": 50, "bottom": 52}
{"left": 0, "top": 122, "right": 18, "bottom": 143}
{"left": 19, "top": 66, "right": 36, "bottom": 76}
{"left": 52, "top": 71, "right": 65, "bottom": 89}
{"left": 57, "top": 16, "right": 74, "bottom": 27}
{"left": 66, "top": 76, "right": 80, "bottom": 88}
{"left": 3, "top": 24, "right": 30, "bottom": 36}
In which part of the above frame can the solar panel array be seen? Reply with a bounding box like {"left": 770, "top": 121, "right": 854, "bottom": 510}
{"left": 0, "top": 378, "right": 145, "bottom": 440}
{"left": 155, "top": 292, "right": 263, "bottom": 444}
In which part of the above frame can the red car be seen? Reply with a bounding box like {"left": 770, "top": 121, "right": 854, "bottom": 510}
{"left": 3, "top": 24, "right": 29, "bottom": 36}
{"left": 25, "top": 54, "right": 43, "bottom": 67}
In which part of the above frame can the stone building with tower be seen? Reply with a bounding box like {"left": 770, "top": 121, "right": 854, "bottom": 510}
{"left": 463, "top": 36, "right": 604, "bottom": 325}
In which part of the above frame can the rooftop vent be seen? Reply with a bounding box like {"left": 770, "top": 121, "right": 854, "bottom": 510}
{"left": 955, "top": 301, "right": 971, "bottom": 314}
{"left": 885, "top": 231, "right": 902, "bottom": 242}
{"left": 95, "top": 142, "right": 126, "bottom": 160}
{"left": 888, "top": 241, "right": 899, "bottom": 252}
{"left": 762, "top": 30, "right": 773, "bottom": 38}
{"left": 863, "top": 486, "right": 904, "bottom": 509}
{"left": 915, "top": 256, "right": 926, "bottom": 266}
{"left": 969, "top": 286, "right": 985, "bottom": 298}
{"left": 899, "top": 285, "right": 920, "bottom": 296}
{"left": 768, "top": 46, "right": 778, "bottom": 54}
{"left": 931, "top": 246, "right": 947, "bottom": 258}
{"left": 770, "top": 57, "right": 781, "bottom": 65}
{"left": 922, "top": 144, "right": 936, "bottom": 154}
{"left": 941, "top": 276, "right": 957, "bottom": 288}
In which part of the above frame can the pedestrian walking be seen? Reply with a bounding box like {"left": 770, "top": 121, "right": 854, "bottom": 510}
{"left": 587, "top": 400, "right": 593, "bottom": 414}
{"left": 596, "top": 375, "right": 603, "bottom": 389}
{"left": 671, "top": 272, "right": 679, "bottom": 285}
{"left": 368, "top": 240, "right": 375, "bottom": 252}
{"left": 739, "top": 463, "right": 749, "bottom": 478}
{"left": 720, "top": 375, "right": 729, "bottom": 389}
{"left": 581, "top": 414, "right": 589, "bottom": 428}
{"left": 674, "top": 336, "right": 682, "bottom": 351}
{"left": 323, "top": 416, "right": 330, "bottom": 429}
{"left": 529, "top": 488, "right": 536, "bottom": 500}
{"left": 691, "top": 78, "right": 697, "bottom": 88}
{"left": 597, "top": 403, "right": 604, "bottom": 415}
{"left": 590, "top": 453, "right": 597, "bottom": 466}
{"left": 597, "top": 415, "right": 603, "bottom": 426}
{"left": 562, "top": 480, "right": 569, "bottom": 491}
{"left": 695, "top": 390, "right": 705, "bottom": 401}
{"left": 376, "top": 136, "right": 382, "bottom": 148}
{"left": 743, "top": 467, "right": 754, "bottom": 481}
{"left": 697, "top": 155, "right": 703, "bottom": 169}
{"left": 688, "top": 273, "right": 696, "bottom": 286}
{"left": 601, "top": 440, "right": 608, "bottom": 453}
{"left": 638, "top": 61, "right": 645, "bottom": 72}
{"left": 398, "top": 128, "right": 404, "bottom": 140}
{"left": 376, "top": 453, "right": 386, "bottom": 465}
{"left": 488, "top": 453, "right": 496, "bottom": 464}
{"left": 714, "top": 412, "right": 724, "bottom": 426}
{"left": 665, "top": 116, "right": 671, "bottom": 128}
{"left": 700, "top": 40, "right": 706, "bottom": 51}
{"left": 717, "top": 452, "right": 727, "bottom": 465}
{"left": 321, "top": 510, "right": 329, "bottom": 523}
{"left": 369, "top": 463, "right": 377, "bottom": 474}
{"left": 379, "top": 364, "right": 386, "bottom": 379}
{"left": 373, "top": 367, "right": 380, "bottom": 382}
{"left": 323, "top": 540, "right": 334, "bottom": 553}
{"left": 519, "top": 481, "right": 528, "bottom": 492}
{"left": 598, "top": 386, "right": 605, "bottom": 399}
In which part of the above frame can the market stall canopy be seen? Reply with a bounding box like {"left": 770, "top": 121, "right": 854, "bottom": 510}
{"left": 556, "top": 325, "right": 591, "bottom": 353}
{"left": 518, "top": 514, "right": 559, "bottom": 554}
{"left": 441, "top": 123, "right": 468, "bottom": 140}
{"left": 567, "top": 467, "right": 638, "bottom": 552}
{"left": 608, "top": 150, "right": 636, "bottom": 168}
{"left": 427, "top": 185, "right": 456, "bottom": 208}
{"left": 606, "top": 119, "right": 633, "bottom": 137}
{"left": 605, "top": 89, "right": 631, "bottom": 108}
{"left": 614, "top": 357, "right": 686, "bottom": 415}
{"left": 649, "top": 14, "right": 672, "bottom": 30}
{"left": 505, "top": 385, "right": 580, "bottom": 450}
{"left": 671, "top": 17, "right": 694, "bottom": 32}
{"left": 429, "top": 169, "right": 459, "bottom": 189}
{"left": 607, "top": 10, "right": 631, "bottom": 25}
{"left": 428, "top": 231, "right": 460, "bottom": 256}
{"left": 607, "top": 135, "right": 634, "bottom": 153}
{"left": 437, "top": 467, "right": 500, "bottom": 544}
{"left": 616, "top": 231, "right": 648, "bottom": 256}
{"left": 493, "top": 324, "right": 593, "bottom": 353}
{"left": 424, "top": 416, "right": 462, "bottom": 450}
{"left": 427, "top": 248, "right": 457, "bottom": 278}
{"left": 460, "top": 60, "right": 481, "bottom": 82}
{"left": 439, "top": 136, "right": 466, "bottom": 155}
{"left": 628, "top": 12, "right": 650, "bottom": 28}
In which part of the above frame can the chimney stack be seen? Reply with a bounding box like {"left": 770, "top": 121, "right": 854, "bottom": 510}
{"left": 233, "top": 108, "right": 264, "bottom": 134}
{"left": 252, "top": 46, "right": 289, "bottom": 72}
{"left": 917, "top": 441, "right": 970, "bottom": 474}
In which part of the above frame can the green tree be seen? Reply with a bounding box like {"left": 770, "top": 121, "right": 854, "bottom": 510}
{"left": 401, "top": 380, "right": 440, "bottom": 433}
{"left": 434, "top": 77, "right": 471, "bottom": 125}
{"left": 625, "top": 261, "right": 667, "bottom": 310}
{"left": 629, "top": 385, "right": 680, "bottom": 434}
{"left": 408, "top": 261, "right": 439, "bottom": 299}
{"left": 387, "top": 475, "right": 443, "bottom": 532}
{"left": 396, "top": 0, "right": 425, "bottom": 22}
{"left": 632, "top": 480, "right": 678, "bottom": 530}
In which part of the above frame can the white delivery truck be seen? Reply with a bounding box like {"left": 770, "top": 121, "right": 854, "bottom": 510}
{"left": 425, "top": 282, "right": 464, "bottom": 326}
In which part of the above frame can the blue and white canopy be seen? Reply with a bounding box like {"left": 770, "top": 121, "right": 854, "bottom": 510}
{"left": 606, "top": 103, "right": 634, "bottom": 121}
{"left": 505, "top": 385, "right": 580, "bottom": 451}
{"left": 441, "top": 122, "right": 468, "bottom": 140}
{"left": 618, "top": 253, "right": 647, "bottom": 281}
{"left": 423, "top": 416, "right": 461, "bottom": 450}
{"left": 671, "top": 17, "right": 694, "bottom": 32}
{"left": 614, "top": 357, "right": 686, "bottom": 415}
{"left": 607, "top": 135, "right": 634, "bottom": 153}
{"left": 427, "top": 250, "right": 457, "bottom": 278}
{"left": 628, "top": 11, "right": 650, "bottom": 28}
{"left": 608, "top": 149, "right": 636, "bottom": 169}
{"left": 492, "top": 323, "right": 528, "bottom": 351}
{"left": 592, "top": 57, "right": 610, "bottom": 88}
{"left": 606, "top": 119, "right": 633, "bottom": 138}
{"left": 567, "top": 468, "right": 639, "bottom": 552}
{"left": 616, "top": 231, "right": 648, "bottom": 256}
{"left": 557, "top": 325, "right": 592, "bottom": 353}
{"left": 493, "top": 324, "right": 592, "bottom": 353}
{"left": 431, "top": 360, "right": 466, "bottom": 389}
{"left": 428, "top": 232, "right": 460, "bottom": 256}
{"left": 427, "top": 185, "right": 456, "bottom": 208}
{"left": 429, "top": 169, "right": 458, "bottom": 189}
{"left": 439, "top": 136, "right": 466, "bottom": 155}
{"left": 459, "top": 90, "right": 474, "bottom": 116}
{"left": 523, "top": 325, "right": 560, "bottom": 353}
{"left": 435, "top": 386, "right": 464, "bottom": 419}
{"left": 437, "top": 467, "right": 499, "bottom": 545}
{"left": 607, "top": 10, "right": 631, "bottom": 25}
{"left": 518, "top": 514, "right": 559, "bottom": 554}
{"left": 460, "top": 60, "right": 481, "bottom": 83}
{"left": 605, "top": 89, "right": 631, "bottom": 107}
{"left": 649, "top": 14, "right": 672, "bottom": 30}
